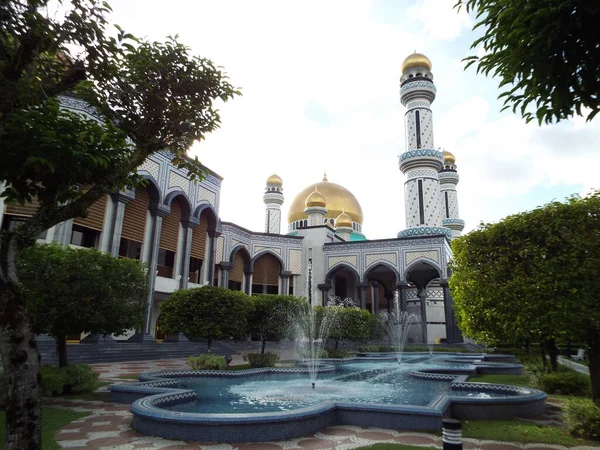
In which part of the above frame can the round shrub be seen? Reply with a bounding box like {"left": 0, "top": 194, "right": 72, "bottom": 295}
{"left": 41, "top": 366, "right": 68, "bottom": 397}
{"left": 187, "top": 354, "right": 227, "bottom": 370}
{"left": 246, "top": 352, "right": 279, "bottom": 368}
{"left": 63, "top": 364, "right": 100, "bottom": 393}
{"left": 564, "top": 398, "right": 600, "bottom": 439}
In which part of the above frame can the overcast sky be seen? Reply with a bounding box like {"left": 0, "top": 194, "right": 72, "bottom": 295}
{"left": 108, "top": 0, "right": 600, "bottom": 239}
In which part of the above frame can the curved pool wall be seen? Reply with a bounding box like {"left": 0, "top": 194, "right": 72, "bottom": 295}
{"left": 109, "top": 353, "right": 547, "bottom": 443}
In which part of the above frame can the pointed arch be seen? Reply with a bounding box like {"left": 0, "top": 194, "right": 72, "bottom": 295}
{"left": 194, "top": 203, "right": 218, "bottom": 234}
{"left": 363, "top": 262, "right": 401, "bottom": 284}
{"left": 164, "top": 189, "right": 192, "bottom": 221}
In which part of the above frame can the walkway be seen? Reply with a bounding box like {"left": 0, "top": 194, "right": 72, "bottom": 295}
{"left": 47, "top": 358, "right": 600, "bottom": 450}
{"left": 558, "top": 356, "right": 590, "bottom": 375}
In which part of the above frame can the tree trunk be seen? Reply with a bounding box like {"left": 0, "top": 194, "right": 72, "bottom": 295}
{"left": 588, "top": 332, "right": 600, "bottom": 405}
{"left": 0, "top": 233, "right": 42, "bottom": 450}
{"left": 57, "top": 334, "right": 68, "bottom": 368}
{"left": 547, "top": 340, "right": 559, "bottom": 372}
{"left": 261, "top": 339, "right": 266, "bottom": 354}
{"left": 525, "top": 340, "right": 532, "bottom": 355}
{"left": 540, "top": 344, "right": 547, "bottom": 371}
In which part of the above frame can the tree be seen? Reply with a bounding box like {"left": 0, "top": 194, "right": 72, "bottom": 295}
{"left": 159, "top": 287, "right": 249, "bottom": 352}
{"left": 0, "top": 1, "right": 239, "bottom": 447}
{"left": 17, "top": 244, "right": 147, "bottom": 367}
{"left": 247, "top": 295, "right": 303, "bottom": 354}
{"left": 329, "top": 307, "right": 372, "bottom": 349}
{"left": 456, "top": 0, "right": 600, "bottom": 124}
{"left": 449, "top": 192, "right": 600, "bottom": 403}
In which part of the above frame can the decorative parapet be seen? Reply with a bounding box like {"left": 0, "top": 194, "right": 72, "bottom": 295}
{"left": 399, "top": 149, "right": 444, "bottom": 172}
{"left": 398, "top": 226, "right": 452, "bottom": 241}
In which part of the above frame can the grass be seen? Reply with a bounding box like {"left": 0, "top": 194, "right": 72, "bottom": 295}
{"left": 118, "top": 374, "right": 141, "bottom": 380}
{"left": 226, "top": 363, "right": 252, "bottom": 371}
{"left": 462, "top": 419, "right": 598, "bottom": 446}
{"left": 0, "top": 407, "right": 89, "bottom": 450}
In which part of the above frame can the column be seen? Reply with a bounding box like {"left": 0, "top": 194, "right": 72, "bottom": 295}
{"left": 179, "top": 217, "right": 200, "bottom": 289}
{"left": 357, "top": 282, "right": 368, "bottom": 309}
{"left": 143, "top": 205, "right": 169, "bottom": 336}
{"left": 207, "top": 232, "right": 218, "bottom": 286}
{"left": 245, "top": 271, "right": 253, "bottom": 295}
{"left": 317, "top": 284, "right": 330, "bottom": 306}
{"left": 0, "top": 181, "right": 5, "bottom": 228}
{"left": 418, "top": 288, "right": 428, "bottom": 344}
{"left": 219, "top": 261, "right": 232, "bottom": 288}
{"left": 441, "top": 280, "right": 461, "bottom": 343}
{"left": 396, "top": 282, "right": 409, "bottom": 312}
{"left": 107, "top": 193, "right": 132, "bottom": 257}
{"left": 280, "top": 271, "right": 292, "bottom": 295}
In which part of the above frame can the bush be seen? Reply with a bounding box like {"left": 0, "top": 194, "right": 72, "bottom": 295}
{"left": 41, "top": 366, "right": 68, "bottom": 397}
{"left": 246, "top": 352, "right": 279, "bottom": 368}
{"left": 187, "top": 354, "right": 227, "bottom": 370}
{"left": 63, "top": 364, "right": 99, "bottom": 393}
{"left": 531, "top": 369, "right": 591, "bottom": 396}
{"left": 298, "top": 349, "right": 329, "bottom": 359}
{"left": 326, "top": 348, "right": 349, "bottom": 359}
{"left": 357, "top": 345, "right": 395, "bottom": 353}
{"left": 564, "top": 398, "right": 600, "bottom": 440}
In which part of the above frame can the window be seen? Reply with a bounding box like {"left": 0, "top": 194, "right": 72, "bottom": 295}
{"left": 70, "top": 224, "right": 98, "bottom": 248}
{"left": 266, "top": 285, "right": 278, "bottom": 295}
{"left": 418, "top": 179, "right": 425, "bottom": 225}
{"left": 2, "top": 215, "right": 47, "bottom": 239}
{"left": 303, "top": 219, "right": 307, "bottom": 228}
{"left": 119, "top": 238, "right": 142, "bottom": 260}
{"left": 445, "top": 192, "right": 450, "bottom": 219}
{"left": 415, "top": 110, "right": 421, "bottom": 148}
{"left": 228, "top": 280, "right": 242, "bottom": 291}
{"left": 157, "top": 248, "right": 176, "bottom": 278}
{"left": 189, "top": 257, "right": 202, "bottom": 284}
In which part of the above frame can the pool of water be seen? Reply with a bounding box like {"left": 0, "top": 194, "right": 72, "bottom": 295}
{"left": 161, "top": 359, "right": 518, "bottom": 414}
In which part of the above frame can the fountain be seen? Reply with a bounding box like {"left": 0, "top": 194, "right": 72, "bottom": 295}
{"left": 381, "top": 289, "right": 417, "bottom": 364}
{"left": 428, "top": 340, "right": 435, "bottom": 357}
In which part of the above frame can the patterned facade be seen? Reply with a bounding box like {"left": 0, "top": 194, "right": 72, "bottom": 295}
{"left": 1, "top": 53, "right": 463, "bottom": 344}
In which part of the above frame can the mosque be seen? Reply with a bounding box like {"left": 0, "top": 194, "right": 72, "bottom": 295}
{"left": 0, "top": 52, "right": 464, "bottom": 344}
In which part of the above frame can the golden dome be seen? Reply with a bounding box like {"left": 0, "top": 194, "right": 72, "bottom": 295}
{"left": 305, "top": 188, "right": 327, "bottom": 208}
{"left": 335, "top": 212, "right": 353, "bottom": 228}
{"left": 401, "top": 52, "right": 432, "bottom": 73}
{"left": 443, "top": 150, "right": 455, "bottom": 165}
{"left": 289, "top": 177, "right": 363, "bottom": 224}
{"left": 266, "top": 173, "right": 282, "bottom": 186}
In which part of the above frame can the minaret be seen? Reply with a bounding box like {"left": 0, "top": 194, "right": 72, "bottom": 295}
{"left": 397, "top": 53, "right": 451, "bottom": 240}
{"left": 439, "top": 150, "right": 465, "bottom": 238}
{"left": 304, "top": 188, "right": 327, "bottom": 226}
{"left": 264, "top": 174, "right": 284, "bottom": 234}
{"left": 334, "top": 211, "right": 353, "bottom": 241}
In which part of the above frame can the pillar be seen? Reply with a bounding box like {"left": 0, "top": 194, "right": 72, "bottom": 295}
{"left": 441, "top": 280, "right": 461, "bottom": 343}
{"left": 0, "top": 181, "right": 5, "bottom": 228}
{"left": 207, "top": 232, "right": 218, "bottom": 286}
{"left": 280, "top": 270, "right": 292, "bottom": 295}
{"left": 179, "top": 217, "right": 200, "bottom": 289}
{"left": 244, "top": 271, "right": 253, "bottom": 295}
{"left": 418, "top": 288, "right": 428, "bottom": 344}
{"left": 219, "top": 261, "right": 232, "bottom": 288}
{"left": 357, "top": 282, "right": 368, "bottom": 310}
{"left": 317, "top": 283, "right": 330, "bottom": 306}
{"left": 107, "top": 193, "right": 132, "bottom": 257}
{"left": 143, "top": 205, "right": 169, "bottom": 336}
{"left": 396, "top": 282, "right": 409, "bottom": 312}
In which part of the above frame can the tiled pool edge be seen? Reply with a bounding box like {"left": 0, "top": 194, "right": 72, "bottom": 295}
{"left": 109, "top": 353, "right": 547, "bottom": 443}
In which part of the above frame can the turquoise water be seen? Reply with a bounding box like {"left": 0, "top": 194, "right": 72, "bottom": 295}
{"left": 161, "top": 358, "right": 520, "bottom": 414}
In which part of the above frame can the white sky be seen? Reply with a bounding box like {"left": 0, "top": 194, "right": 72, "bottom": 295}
{"left": 108, "top": 0, "right": 600, "bottom": 239}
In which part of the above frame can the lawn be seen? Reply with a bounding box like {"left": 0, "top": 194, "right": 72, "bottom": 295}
{"left": 467, "top": 373, "right": 532, "bottom": 387}
{"left": 0, "top": 407, "right": 89, "bottom": 450}
{"left": 355, "top": 445, "right": 436, "bottom": 450}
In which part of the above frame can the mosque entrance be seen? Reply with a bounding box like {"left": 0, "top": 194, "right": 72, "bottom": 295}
{"left": 325, "top": 265, "right": 360, "bottom": 305}
{"left": 251, "top": 253, "right": 282, "bottom": 295}
{"left": 405, "top": 260, "right": 441, "bottom": 345}
{"left": 363, "top": 264, "right": 399, "bottom": 314}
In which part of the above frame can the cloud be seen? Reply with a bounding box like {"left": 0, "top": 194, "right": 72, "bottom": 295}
{"left": 405, "top": 0, "right": 473, "bottom": 41}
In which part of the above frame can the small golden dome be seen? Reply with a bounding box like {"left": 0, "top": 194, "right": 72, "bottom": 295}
{"left": 266, "top": 174, "right": 282, "bottom": 186}
{"left": 443, "top": 150, "right": 456, "bottom": 165}
{"left": 305, "top": 188, "right": 327, "bottom": 208}
{"left": 335, "top": 211, "right": 353, "bottom": 228}
{"left": 289, "top": 179, "right": 363, "bottom": 224}
{"left": 401, "top": 52, "right": 432, "bottom": 73}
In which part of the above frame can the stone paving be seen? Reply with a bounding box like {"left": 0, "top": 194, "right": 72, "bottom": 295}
{"left": 46, "top": 358, "right": 600, "bottom": 450}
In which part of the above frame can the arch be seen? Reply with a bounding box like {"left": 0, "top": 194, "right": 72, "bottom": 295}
{"left": 325, "top": 263, "right": 360, "bottom": 285}
{"left": 249, "top": 249, "right": 284, "bottom": 272}
{"left": 404, "top": 258, "right": 442, "bottom": 290}
{"left": 229, "top": 245, "right": 251, "bottom": 269}
{"left": 363, "top": 262, "right": 401, "bottom": 284}
{"left": 138, "top": 174, "right": 161, "bottom": 206}
{"left": 163, "top": 189, "right": 192, "bottom": 221}
{"left": 194, "top": 203, "right": 218, "bottom": 234}
{"left": 251, "top": 251, "right": 283, "bottom": 295}
{"left": 229, "top": 246, "right": 251, "bottom": 291}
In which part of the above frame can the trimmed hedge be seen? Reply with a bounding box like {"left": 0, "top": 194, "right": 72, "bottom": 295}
{"left": 299, "top": 349, "right": 329, "bottom": 359}
{"left": 564, "top": 398, "right": 600, "bottom": 440}
{"left": 246, "top": 352, "right": 279, "bottom": 368}
{"left": 326, "top": 348, "right": 350, "bottom": 359}
{"left": 38, "top": 364, "right": 99, "bottom": 397}
{"left": 187, "top": 354, "right": 227, "bottom": 370}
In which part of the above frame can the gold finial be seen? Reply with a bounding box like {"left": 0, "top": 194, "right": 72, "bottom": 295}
{"left": 323, "top": 170, "right": 328, "bottom": 182}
